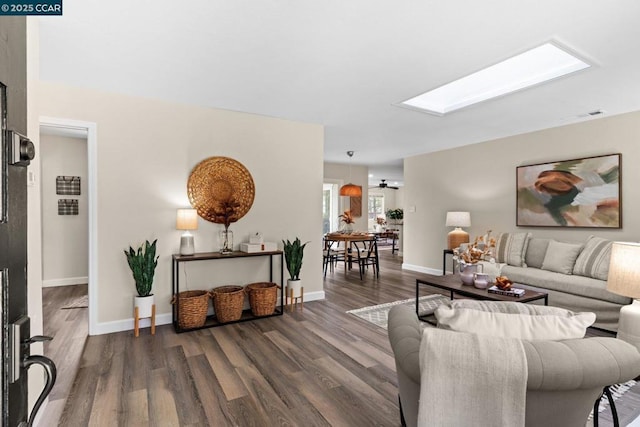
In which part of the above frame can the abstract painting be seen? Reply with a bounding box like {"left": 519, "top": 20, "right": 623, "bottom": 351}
{"left": 516, "top": 154, "right": 621, "bottom": 228}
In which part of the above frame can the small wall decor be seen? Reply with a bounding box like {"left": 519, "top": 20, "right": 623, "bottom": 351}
{"left": 349, "top": 190, "right": 363, "bottom": 217}
{"left": 58, "top": 199, "right": 79, "bottom": 215}
{"left": 56, "top": 176, "right": 81, "bottom": 195}
{"left": 516, "top": 153, "right": 621, "bottom": 228}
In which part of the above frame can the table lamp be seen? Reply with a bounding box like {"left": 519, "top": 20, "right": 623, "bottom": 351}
{"left": 606, "top": 241, "right": 640, "bottom": 352}
{"left": 176, "top": 208, "right": 198, "bottom": 255}
{"left": 446, "top": 211, "right": 471, "bottom": 249}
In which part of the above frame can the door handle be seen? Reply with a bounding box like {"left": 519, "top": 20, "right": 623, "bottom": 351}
{"left": 21, "top": 354, "right": 57, "bottom": 427}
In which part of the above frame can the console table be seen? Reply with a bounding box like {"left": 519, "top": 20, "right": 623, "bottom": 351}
{"left": 172, "top": 250, "right": 284, "bottom": 333}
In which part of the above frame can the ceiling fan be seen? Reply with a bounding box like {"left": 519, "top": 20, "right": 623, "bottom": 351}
{"left": 370, "top": 179, "right": 399, "bottom": 190}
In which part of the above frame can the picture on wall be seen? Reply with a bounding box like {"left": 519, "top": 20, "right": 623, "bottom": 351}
{"left": 516, "top": 153, "right": 621, "bottom": 228}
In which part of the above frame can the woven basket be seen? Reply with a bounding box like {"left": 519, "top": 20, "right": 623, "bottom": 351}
{"left": 172, "top": 290, "right": 209, "bottom": 329}
{"left": 245, "top": 282, "right": 279, "bottom": 316}
{"left": 211, "top": 285, "right": 245, "bottom": 323}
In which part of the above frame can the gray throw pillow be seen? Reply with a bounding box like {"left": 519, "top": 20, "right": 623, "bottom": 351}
{"left": 495, "top": 232, "right": 531, "bottom": 267}
{"left": 524, "top": 238, "right": 550, "bottom": 269}
{"left": 541, "top": 240, "right": 583, "bottom": 275}
{"left": 573, "top": 236, "right": 612, "bottom": 281}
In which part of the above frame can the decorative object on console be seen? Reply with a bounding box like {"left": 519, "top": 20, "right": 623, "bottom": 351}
{"left": 187, "top": 156, "right": 255, "bottom": 253}
{"left": 124, "top": 239, "right": 159, "bottom": 336}
{"left": 339, "top": 210, "right": 355, "bottom": 233}
{"left": 516, "top": 153, "right": 621, "bottom": 228}
{"left": 445, "top": 211, "right": 470, "bottom": 249}
{"left": 339, "top": 150, "right": 362, "bottom": 197}
{"left": 282, "top": 237, "right": 308, "bottom": 311}
{"left": 606, "top": 242, "right": 640, "bottom": 352}
{"left": 176, "top": 208, "right": 198, "bottom": 255}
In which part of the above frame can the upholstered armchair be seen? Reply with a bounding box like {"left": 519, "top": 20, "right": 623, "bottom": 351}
{"left": 388, "top": 304, "right": 640, "bottom": 427}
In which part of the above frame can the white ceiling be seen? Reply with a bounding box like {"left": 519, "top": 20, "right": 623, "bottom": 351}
{"left": 38, "top": 1, "right": 640, "bottom": 186}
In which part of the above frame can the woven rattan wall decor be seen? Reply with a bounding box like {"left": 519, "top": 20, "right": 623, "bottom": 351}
{"left": 187, "top": 157, "right": 255, "bottom": 224}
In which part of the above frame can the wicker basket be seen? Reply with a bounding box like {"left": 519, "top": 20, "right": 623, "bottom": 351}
{"left": 172, "top": 290, "right": 209, "bottom": 329}
{"left": 211, "top": 285, "right": 245, "bottom": 323}
{"left": 245, "top": 282, "right": 279, "bottom": 316}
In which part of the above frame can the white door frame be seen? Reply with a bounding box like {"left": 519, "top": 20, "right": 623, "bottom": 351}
{"left": 39, "top": 116, "right": 98, "bottom": 335}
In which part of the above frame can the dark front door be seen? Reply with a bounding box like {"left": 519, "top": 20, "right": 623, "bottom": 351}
{"left": 1, "top": 19, "right": 55, "bottom": 427}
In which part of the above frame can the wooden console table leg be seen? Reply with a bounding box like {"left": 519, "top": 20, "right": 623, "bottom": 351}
{"left": 134, "top": 306, "right": 140, "bottom": 337}
{"left": 151, "top": 304, "right": 156, "bottom": 335}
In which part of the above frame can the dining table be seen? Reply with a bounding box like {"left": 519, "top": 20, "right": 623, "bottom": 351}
{"left": 324, "top": 232, "right": 376, "bottom": 273}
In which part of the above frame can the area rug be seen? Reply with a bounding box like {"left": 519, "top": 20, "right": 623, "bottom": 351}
{"left": 346, "top": 294, "right": 449, "bottom": 330}
{"left": 61, "top": 294, "right": 88, "bottom": 309}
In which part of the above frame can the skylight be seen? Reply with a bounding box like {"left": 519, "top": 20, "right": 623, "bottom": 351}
{"left": 400, "top": 42, "right": 591, "bottom": 116}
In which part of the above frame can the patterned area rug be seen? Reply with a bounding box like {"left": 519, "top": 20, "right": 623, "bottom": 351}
{"left": 346, "top": 294, "right": 449, "bottom": 330}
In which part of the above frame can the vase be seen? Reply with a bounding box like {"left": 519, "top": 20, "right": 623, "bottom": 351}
{"left": 134, "top": 294, "right": 154, "bottom": 318}
{"left": 342, "top": 223, "right": 353, "bottom": 234}
{"left": 219, "top": 229, "right": 233, "bottom": 254}
{"left": 287, "top": 279, "right": 302, "bottom": 298}
{"left": 473, "top": 273, "right": 490, "bottom": 289}
{"left": 459, "top": 262, "right": 482, "bottom": 286}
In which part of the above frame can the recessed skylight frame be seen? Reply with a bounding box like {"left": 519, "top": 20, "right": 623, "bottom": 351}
{"left": 399, "top": 42, "right": 592, "bottom": 116}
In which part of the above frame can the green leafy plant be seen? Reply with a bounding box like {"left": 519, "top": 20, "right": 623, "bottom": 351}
{"left": 386, "top": 208, "right": 404, "bottom": 220}
{"left": 124, "top": 239, "right": 159, "bottom": 297}
{"left": 282, "top": 237, "right": 308, "bottom": 280}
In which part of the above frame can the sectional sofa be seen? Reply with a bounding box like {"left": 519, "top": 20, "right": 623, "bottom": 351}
{"left": 479, "top": 233, "right": 630, "bottom": 331}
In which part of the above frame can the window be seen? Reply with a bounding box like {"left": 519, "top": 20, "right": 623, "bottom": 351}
{"left": 323, "top": 182, "right": 340, "bottom": 234}
{"left": 368, "top": 194, "right": 384, "bottom": 220}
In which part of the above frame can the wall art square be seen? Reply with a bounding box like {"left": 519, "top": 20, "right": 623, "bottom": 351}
{"left": 56, "top": 176, "right": 81, "bottom": 195}
{"left": 58, "top": 199, "right": 79, "bottom": 215}
{"left": 516, "top": 153, "right": 621, "bottom": 228}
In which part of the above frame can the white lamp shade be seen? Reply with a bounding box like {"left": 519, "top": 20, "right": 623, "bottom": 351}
{"left": 445, "top": 211, "right": 471, "bottom": 228}
{"left": 607, "top": 242, "right": 640, "bottom": 299}
{"left": 176, "top": 209, "right": 198, "bottom": 230}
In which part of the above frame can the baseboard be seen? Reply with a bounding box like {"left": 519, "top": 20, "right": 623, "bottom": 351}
{"left": 91, "top": 290, "right": 326, "bottom": 336}
{"left": 42, "top": 276, "right": 88, "bottom": 287}
{"left": 402, "top": 263, "right": 441, "bottom": 276}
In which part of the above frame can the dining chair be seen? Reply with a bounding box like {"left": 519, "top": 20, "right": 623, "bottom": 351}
{"left": 322, "top": 237, "right": 343, "bottom": 276}
{"left": 352, "top": 238, "right": 379, "bottom": 280}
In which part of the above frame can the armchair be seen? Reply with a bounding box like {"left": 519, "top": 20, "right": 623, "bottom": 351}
{"left": 388, "top": 304, "right": 640, "bottom": 427}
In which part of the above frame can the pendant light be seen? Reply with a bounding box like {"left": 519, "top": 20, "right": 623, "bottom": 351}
{"left": 339, "top": 151, "right": 362, "bottom": 197}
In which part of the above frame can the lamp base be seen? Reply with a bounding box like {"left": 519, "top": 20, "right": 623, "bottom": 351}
{"left": 447, "top": 228, "right": 469, "bottom": 250}
{"left": 617, "top": 299, "right": 640, "bottom": 353}
{"left": 180, "top": 233, "right": 195, "bottom": 255}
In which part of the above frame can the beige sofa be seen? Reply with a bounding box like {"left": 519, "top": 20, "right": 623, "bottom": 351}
{"left": 484, "top": 234, "right": 630, "bottom": 331}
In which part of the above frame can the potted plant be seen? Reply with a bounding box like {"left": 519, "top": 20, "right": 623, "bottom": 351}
{"left": 124, "top": 239, "right": 159, "bottom": 318}
{"left": 339, "top": 210, "right": 356, "bottom": 233}
{"left": 282, "top": 237, "right": 308, "bottom": 299}
{"left": 386, "top": 208, "right": 404, "bottom": 225}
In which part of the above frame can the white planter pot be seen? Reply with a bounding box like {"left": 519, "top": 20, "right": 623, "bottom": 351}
{"left": 287, "top": 279, "right": 302, "bottom": 298}
{"left": 134, "top": 294, "right": 155, "bottom": 318}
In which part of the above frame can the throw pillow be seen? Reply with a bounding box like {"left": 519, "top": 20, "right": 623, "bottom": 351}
{"left": 541, "top": 240, "right": 583, "bottom": 274}
{"left": 573, "top": 236, "right": 612, "bottom": 281}
{"left": 435, "top": 300, "right": 596, "bottom": 341}
{"left": 494, "top": 232, "right": 531, "bottom": 267}
{"left": 524, "top": 238, "right": 550, "bottom": 269}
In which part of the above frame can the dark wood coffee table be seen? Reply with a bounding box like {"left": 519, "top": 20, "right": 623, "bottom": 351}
{"left": 416, "top": 273, "right": 548, "bottom": 321}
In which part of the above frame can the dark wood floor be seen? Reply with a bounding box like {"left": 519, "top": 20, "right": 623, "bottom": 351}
{"left": 39, "top": 251, "right": 635, "bottom": 426}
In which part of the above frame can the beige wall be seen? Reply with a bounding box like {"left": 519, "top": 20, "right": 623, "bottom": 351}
{"left": 323, "top": 162, "right": 368, "bottom": 231}
{"left": 404, "top": 111, "right": 640, "bottom": 273}
{"left": 36, "top": 82, "right": 324, "bottom": 331}
{"left": 40, "top": 134, "right": 89, "bottom": 286}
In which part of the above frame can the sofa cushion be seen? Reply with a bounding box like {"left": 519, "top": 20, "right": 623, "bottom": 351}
{"left": 495, "top": 232, "right": 531, "bottom": 267}
{"left": 573, "top": 236, "right": 612, "bottom": 281}
{"left": 541, "top": 240, "right": 583, "bottom": 274}
{"left": 524, "top": 238, "right": 550, "bottom": 269}
{"left": 435, "top": 300, "right": 595, "bottom": 341}
{"left": 501, "top": 265, "right": 630, "bottom": 305}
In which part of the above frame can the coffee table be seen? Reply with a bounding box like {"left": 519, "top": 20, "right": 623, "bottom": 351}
{"left": 416, "top": 273, "right": 548, "bottom": 321}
